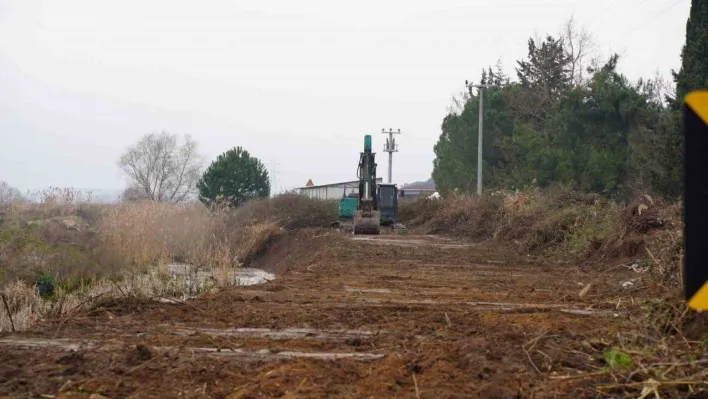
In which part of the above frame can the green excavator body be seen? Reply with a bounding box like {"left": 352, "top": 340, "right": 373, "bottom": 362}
{"left": 330, "top": 134, "right": 406, "bottom": 234}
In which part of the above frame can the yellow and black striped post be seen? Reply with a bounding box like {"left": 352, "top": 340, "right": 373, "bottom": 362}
{"left": 684, "top": 91, "right": 708, "bottom": 311}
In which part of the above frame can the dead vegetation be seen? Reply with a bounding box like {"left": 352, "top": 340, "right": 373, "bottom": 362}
{"left": 0, "top": 189, "right": 337, "bottom": 331}
{"left": 228, "top": 193, "right": 338, "bottom": 230}
{"left": 400, "top": 187, "right": 708, "bottom": 398}
{"left": 400, "top": 187, "right": 678, "bottom": 263}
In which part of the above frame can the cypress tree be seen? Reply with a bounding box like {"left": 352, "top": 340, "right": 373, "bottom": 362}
{"left": 674, "top": 0, "right": 708, "bottom": 103}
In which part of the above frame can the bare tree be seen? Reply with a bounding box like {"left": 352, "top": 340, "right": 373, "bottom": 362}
{"left": 0, "top": 180, "right": 23, "bottom": 206}
{"left": 651, "top": 70, "right": 677, "bottom": 106}
{"left": 560, "top": 16, "right": 596, "bottom": 85}
{"left": 119, "top": 184, "right": 151, "bottom": 202}
{"left": 117, "top": 132, "right": 204, "bottom": 203}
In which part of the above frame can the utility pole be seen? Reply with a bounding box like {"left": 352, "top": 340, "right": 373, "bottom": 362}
{"left": 269, "top": 159, "right": 278, "bottom": 196}
{"left": 465, "top": 81, "right": 502, "bottom": 195}
{"left": 382, "top": 128, "right": 400, "bottom": 183}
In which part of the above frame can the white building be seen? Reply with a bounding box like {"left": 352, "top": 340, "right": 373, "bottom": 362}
{"left": 298, "top": 178, "right": 383, "bottom": 200}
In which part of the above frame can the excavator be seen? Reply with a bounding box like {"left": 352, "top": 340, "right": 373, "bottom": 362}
{"left": 331, "top": 134, "right": 406, "bottom": 235}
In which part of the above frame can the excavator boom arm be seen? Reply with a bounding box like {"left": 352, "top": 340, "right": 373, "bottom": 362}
{"left": 353, "top": 135, "right": 380, "bottom": 234}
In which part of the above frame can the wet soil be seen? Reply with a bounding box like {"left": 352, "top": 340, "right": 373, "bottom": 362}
{"left": 0, "top": 232, "right": 650, "bottom": 398}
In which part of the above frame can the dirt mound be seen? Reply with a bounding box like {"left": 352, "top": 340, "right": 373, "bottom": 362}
{"left": 236, "top": 222, "right": 285, "bottom": 267}
{"left": 593, "top": 196, "right": 682, "bottom": 281}
{"left": 619, "top": 195, "right": 670, "bottom": 235}
{"left": 250, "top": 229, "right": 343, "bottom": 274}
{"left": 399, "top": 194, "right": 503, "bottom": 240}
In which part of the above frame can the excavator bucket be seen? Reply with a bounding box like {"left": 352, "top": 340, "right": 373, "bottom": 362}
{"left": 353, "top": 209, "right": 381, "bottom": 235}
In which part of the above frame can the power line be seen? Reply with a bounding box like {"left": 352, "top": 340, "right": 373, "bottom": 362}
{"left": 573, "top": 0, "right": 681, "bottom": 36}
{"left": 464, "top": 81, "right": 505, "bottom": 195}
{"left": 623, "top": 0, "right": 686, "bottom": 36}
{"left": 269, "top": 159, "right": 279, "bottom": 195}
{"left": 573, "top": 0, "right": 654, "bottom": 33}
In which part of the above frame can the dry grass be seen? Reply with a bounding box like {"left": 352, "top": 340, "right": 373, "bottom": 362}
{"left": 574, "top": 289, "right": 708, "bottom": 398}
{"left": 229, "top": 192, "right": 338, "bottom": 230}
{"left": 400, "top": 186, "right": 619, "bottom": 254}
{"left": 0, "top": 190, "right": 337, "bottom": 331}
{"left": 0, "top": 265, "right": 232, "bottom": 332}
{"left": 400, "top": 186, "right": 679, "bottom": 263}
{"left": 97, "top": 200, "right": 229, "bottom": 269}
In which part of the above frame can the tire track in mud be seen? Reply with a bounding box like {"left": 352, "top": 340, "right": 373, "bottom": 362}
{"left": 0, "top": 233, "right": 635, "bottom": 398}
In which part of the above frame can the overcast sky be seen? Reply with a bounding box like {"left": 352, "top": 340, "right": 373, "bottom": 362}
{"left": 0, "top": 0, "right": 691, "bottom": 194}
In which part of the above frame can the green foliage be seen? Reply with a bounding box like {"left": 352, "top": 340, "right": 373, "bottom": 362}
{"left": 432, "top": 25, "right": 687, "bottom": 199}
{"left": 0, "top": 218, "right": 107, "bottom": 288}
{"left": 35, "top": 272, "right": 55, "bottom": 299}
{"left": 516, "top": 35, "right": 571, "bottom": 95}
{"left": 603, "top": 347, "right": 633, "bottom": 371}
{"left": 197, "top": 146, "right": 271, "bottom": 207}
{"left": 432, "top": 84, "right": 513, "bottom": 194}
{"left": 673, "top": 0, "right": 708, "bottom": 102}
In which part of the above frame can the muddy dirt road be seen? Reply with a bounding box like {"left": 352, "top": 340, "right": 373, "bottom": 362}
{"left": 0, "top": 233, "right": 641, "bottom": 398}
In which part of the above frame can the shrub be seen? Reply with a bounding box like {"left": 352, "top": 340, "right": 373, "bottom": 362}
{"left": 231, "top": 193, "right": 338, "bottom": 230}
{"left": 0, "top": 190, "right": 339, "bottom": 331}
{"left": 399, "top": 186, "right": 679, "bottom": 277}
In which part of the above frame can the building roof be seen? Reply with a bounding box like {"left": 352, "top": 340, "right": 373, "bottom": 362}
{"left": 298, "top": 178, "right": 382, "bottom": 190}
{"left": 401, "top": 187, "right": 437, "bottom": 192}
{"left": 305, "top": 179, "right": 314, "bottom": 187}
{"left": 402, "top": 181, "right": 436, "bottom": 190}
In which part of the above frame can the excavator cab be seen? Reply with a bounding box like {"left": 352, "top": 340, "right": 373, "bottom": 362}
{"left": 377, "top": 183, "right": 398, "bottom": 226}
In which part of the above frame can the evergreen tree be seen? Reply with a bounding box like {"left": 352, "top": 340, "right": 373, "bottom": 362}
{"left": 673, "top": 0, "right": 708, "bottom": 103}
{"left": 515, "top": 36, "right": 572, "bottom": 95}
{"left": 197, "top": 147, "right": 270, "bottom": 207}
{"left": 510, "top": 36, "right": 573, "bottom": 128}
{"left": 432, "top": 76, "right": 513, "bottom": 194}
{"left": 431, "top": 19, "right": 691, "bottom": 199}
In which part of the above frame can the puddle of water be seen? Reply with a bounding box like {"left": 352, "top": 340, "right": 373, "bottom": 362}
{"left": 233, "top": 268, "right": 276, "bottom": 286}
{"left": 165, "top": 264, "right": 274, "bottom": 287}
{"left": 153, "top": 265, "right": 275, "bottom": 303}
